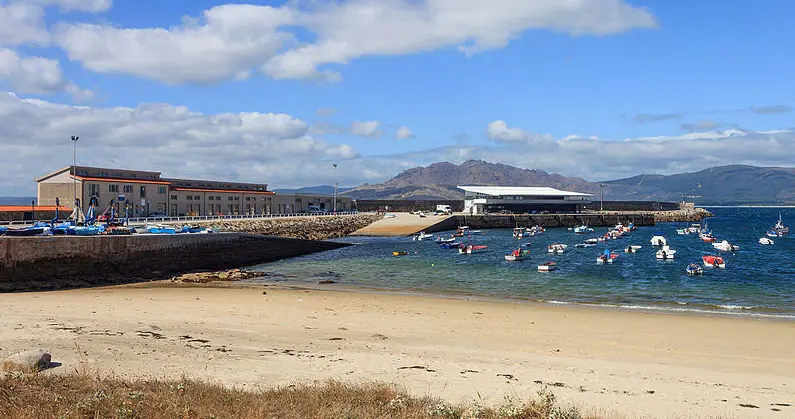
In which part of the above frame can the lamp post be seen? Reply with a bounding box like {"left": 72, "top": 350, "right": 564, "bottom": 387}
{"left": 332, "top": 163, "right": 338, "bottom": 214}
{"left": 71, "top": 136, "right": 79, "bottom": 204}
{"left": 599, "top": 183, "right": 604, "bottom": 212}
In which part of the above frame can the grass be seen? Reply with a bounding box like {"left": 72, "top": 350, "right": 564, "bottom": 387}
{"left": 0, "top": 372, "right": 589, "bottom": 419}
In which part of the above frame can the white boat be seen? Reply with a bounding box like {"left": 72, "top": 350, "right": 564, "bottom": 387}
{"left": 650, "top": 235, "right": 667, "bottom": 246}
{"left": 584, "top": 238, "right": 599, "bottom": 244}
{"left": 685, "top": 263, "right": 704, "bottom": 275}
{"left": 574, "top": 225, "right": 593, "bottom": 234}
{"left": 655, "top": 245, "right": 676, "bottom": 260}
{"left": 624, "top": 245, "right": 642, "bottom": 253}
{"left": 505, "top": 249, "right": 530, "bottom": 261}
{"left": 758, "top": 237, "right": 774, "bottom": 245}
{"left": 596, "top": 250, "right": 619, "bottom": 264}
{"left": 413, "top": 232, "right": 434, "bottom": 241}
{"left": 459, "top": 245, "right": 488, "bottom": 254}
{"left": 537, "top": 261, "right": 557, "bottom": 272}
{"left": 575, "top": 243, "right": 595, "bottom": 248}
{"left": 526, "top": 225, "right": 545, "bottom": 235}
{"left": 547, "top": 243, "right": 568, "bottom": 254}
{"left": 712, "top": 240, "right": 739, "bottom": 252}
{"left": 676, "top": 229, "right": 687, "bottom": 235}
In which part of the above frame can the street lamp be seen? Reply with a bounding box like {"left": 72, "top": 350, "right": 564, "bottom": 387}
{"left": 332, "top": 163, "right": 338, "bottom": 214}
{"left": 599, "top": 183, "right": 604, "bottom": 212}
{"left": 71, "top": 136, "right": 79, "bottom": 205}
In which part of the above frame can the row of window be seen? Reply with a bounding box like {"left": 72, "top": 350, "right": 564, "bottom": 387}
{"left": 105, "top": 184, "right": 167, "bottom": 195}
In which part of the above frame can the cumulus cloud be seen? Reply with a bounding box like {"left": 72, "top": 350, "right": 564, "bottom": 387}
{"left": 350, "top": 120, "right": 382, "bottom": 138}
{"left": 0, "top": 48, "right": 92, "bottom": 99}
{"left": 0, "top": 2, "right": 49, "bottom": 46}
{"left": 54, "top": 0, "right": 656, "bottom": 84}
{"left": 395, "top": 126, "right": 414, "bottom": 139}
{"left": 487, "top": 120, "right": 553, "bottom": 144}
{"left": 0, "top": 92, "right": 360, "bottom": 194}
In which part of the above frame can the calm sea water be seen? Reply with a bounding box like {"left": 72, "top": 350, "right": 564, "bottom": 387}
{"left": 251, "top": 208, "right": 795, "bottom": 318}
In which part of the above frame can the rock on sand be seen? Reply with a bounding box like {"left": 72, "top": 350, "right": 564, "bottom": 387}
{"left": 2, "top": 349, "right": 52, "bottom": 373}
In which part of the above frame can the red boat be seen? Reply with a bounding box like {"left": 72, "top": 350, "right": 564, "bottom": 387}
{"left": 702, "top": 255, "right": 726, "bottom": 269}
{"left": 459, "top": 245, "right": 488, "bottom": 254}
{"left": 700, "top": 233, "right": 717, "bottom": 243}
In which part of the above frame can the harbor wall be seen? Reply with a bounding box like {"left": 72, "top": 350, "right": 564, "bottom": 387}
{"left": 0, "top": 233, "right": 347, "bottom": 292}
{"left": 188, "top": 213, "right": 381, "bottom": 240}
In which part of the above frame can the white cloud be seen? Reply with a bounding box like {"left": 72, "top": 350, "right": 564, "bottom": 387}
{"left": 0, "top": 48, "right": 92, "bottom": 99}
{"left": 54, "top": 4, "right": 296, "bottom": 84}
{"left": 54, "top": 1, "right": 655, "bottom": 84}
{"left": 487, "top": 120, "right": 553, "bottom": 144}
{"left": 395, "top": 126, "right": 414, "bottom": 139}
{"left": 350, "top": 120, "right": 382, "bottom": 138}
{"left": 0, "top": 2, "right": 49, "bottom": 46}
{"left": 0, "top": 92, "right": 360, "bottom": 194}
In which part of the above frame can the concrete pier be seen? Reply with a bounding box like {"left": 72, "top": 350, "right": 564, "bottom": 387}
{"left": 0, "top": 233, "right": 347, "bottom": 292}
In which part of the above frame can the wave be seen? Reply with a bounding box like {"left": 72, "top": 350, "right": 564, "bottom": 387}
{"left": 545, "top": 300, "right": 795, "bottom": 320}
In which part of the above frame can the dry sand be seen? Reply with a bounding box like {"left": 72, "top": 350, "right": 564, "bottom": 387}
{"left": 1, "top": 285, "right": 793, "bottom": 418}
{"left": 351, "top": 212, "right": 449, "bottom": 236}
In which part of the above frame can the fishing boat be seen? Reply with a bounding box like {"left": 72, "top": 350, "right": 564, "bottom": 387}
{"left": 504, "top": 248, "right": 530, "bottom": 261}
{"left": 104, "top": 226, "right": 133, "bottom": 235}
{"left": 700, "top": 233, "right": 717, "bottom": 243}
{"left": 655, "top": 245, "right": 676, "bottom": 260}
{"left": 624, "top": 245, "right": 642, "bottom": 253}
{"left": 435, "top": 237, "right": 457, "bottom": 244}
{"left": 713, "top": 240, "right": 739, "bottom": 252}
{"left": 413, "top": 231, "right": 434, "bottom": 241}
{"left": 459, "top": 245, "right": 488, "bottom": 254}
{"left": 702, "top": 255, "right": 726, "bottom": 269}
{"left": 512, "top": 227, "right": 524, "bottom": 239}
{"left": 392, "top": 251, "right": 408, "bottom": 256}
{"left": 771, "top": 212, "right": 789, "bottom": 235}
{"left": 4, "top": 226, "right": 52, "bottom": 236}
{"left": 526, "top": 225, "right": 545, "bottom": 236}
{"left": 573, "top": 225, "right": 593, "bottom": 234}
{"left": 547, "top": 243, "right": 568, "bottom": 254}
{"left": 758, "top": 237, "right": 774, "bottom": 245}
{"left": 687, "top": 224, "right": 702, "bottom": 234}
{"left": 686, "top": 263, "right": 704, "bottom": 275}
{"left": 537, "top": 261, "right": 557, "bottom": 272}
{"left": 650, "top": 235, "right": 667, "bottom": 246}
{"left": 596, "top": 249, "right": 619, "bottom": 264}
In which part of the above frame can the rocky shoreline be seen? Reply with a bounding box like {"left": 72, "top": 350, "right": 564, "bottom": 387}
{"left": 189, "top": 214, "right": 381, "bottom": 240}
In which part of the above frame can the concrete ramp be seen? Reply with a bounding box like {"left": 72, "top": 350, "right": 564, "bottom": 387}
{"left": 351, "top": 213, "right": 454, "bottom": 236}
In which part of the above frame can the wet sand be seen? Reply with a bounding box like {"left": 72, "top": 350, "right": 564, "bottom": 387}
{"left": 1, "top": 285, "right": 793, "bottom": 418}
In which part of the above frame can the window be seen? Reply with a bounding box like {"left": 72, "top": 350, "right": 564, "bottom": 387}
{"left": 123, "top": 185, "right": 133, "bottom": 193}
{"left": 209, "top": 196, "right": 214, "bottom": 201}
{"left": 245, "top": 197, "right": 251, "bottom": 201}
{"left": 109, "top": 184, "right": 118, "bottom": 193}
{"left": 170, "top": 195, "right": 178, "bottom": 200}
{"left": 140, "top": 186, "right": 147, "bottom": 199}
{"left": 228, "top": 197, "right": 233, "bottom": 201}
{"left": 158, "top": 187, "right": 167, "bottom": 194}
{"left": 234, "top": 197, "right": 240, "bottom": 201}
{"left": 88, "top": 184, "right": 100, "bottom": 196}
{"left": 187, "top": 196, "right": 193, "bottom": 201}
{"left": 216, "top": 196, "right": 221, "bottom": 200}
{"left": 194, "top": 196, "right": 200, "bottom": 200}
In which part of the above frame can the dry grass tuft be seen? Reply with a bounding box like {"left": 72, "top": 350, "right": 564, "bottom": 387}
{"left": 0, "top": 372, "right": 588, "bottom": 418}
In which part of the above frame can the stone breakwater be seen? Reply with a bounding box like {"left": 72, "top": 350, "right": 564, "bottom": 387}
{"left": 0, "top": 234, "right": 348, "bottom": 292}
{"left": 652, "top": 207, "right": 713, "bottom": 223}
{"left": 189, "top": 214, "right": 382, "bottom": 240}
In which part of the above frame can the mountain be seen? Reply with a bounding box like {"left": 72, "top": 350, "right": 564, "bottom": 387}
{"left": 604, "top": 165, "right": 795, "bottom": 204}
{"left": 344, "top": 160, "right": 600, "bottom": 200}
{"left": 273, "top": 185, "right": 354, "bottom": 195}
{"left": 343, "top": 161, "right": 795, "bottom": 204}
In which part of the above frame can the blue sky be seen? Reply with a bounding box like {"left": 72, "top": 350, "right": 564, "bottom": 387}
{"left": 1, "top": 0, "right": 794, "bottom": 195}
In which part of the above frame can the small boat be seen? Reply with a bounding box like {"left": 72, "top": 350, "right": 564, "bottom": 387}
{"left": 685, "top": 263, "right": 704, "bottom": 275}
{"left": 700, "top": 233, "right": 717, "bottom": 243}
{"left": 392, "top": 251, "right": 408, "bottom": 256}
{"left": 758, "top": 237, "right": 774, "bottom": 245}
{"left": 181, "top": 226, "right": 212, "bottom": 234}
{"left": 504, "top": 248, "right": 530, "bottom": 261}
{"left": 537, "top": 261, "right": 557, "bottom": 272}
{"left": 766, "top": 230, "right": 781, "bottom": 238}
{"left": 687, "top": 224, "right": 702, "bottom": 234}
{"left": 596, "top": 249, "right": 619, "bottom": 264}
{"left": 655, "top": 245, "right": 676, "bottom": 260}
{"left": 512, "top": 227, "right": 524, "bottom": 239}
{"left": 0, "top": 226, "right": 6, "bottom": 236}
{"left": 584, "top": 238, "right": 599, "bottom": 245}
{"left": 413, "top": 231, "right": 434, "bottom": 241}
{"left": 104, "top": 226, "right": 133, "bottom": 235}
{"left": 526, "top": 225, "right": 545, "bottom": 236}
{"left": 771, "top": 212, "right": 789, "bottom": 235}
{"left": 676, "top": 229, "right": 687, "bottom": 235}
{"left": 702, "top": 255, "right": 726, "bottom": 269}
{"left": 73, "top": 226, "right": 102, "bottom": 236}
{"left": 574, "top": 243, "right": 595, "bottom": 248}
{"left": 439, "top": 242, "right": 462, "bottom": 249}
{"left": 3, "top": 226, "right": 52, "bottom": 236}
{"left": 713, "top": 240, "right": 739, "bottom": 252}
{"left": 547, "top": 243, "right": 568, "bottom": 254}
{"left": 624, "top": 245, "right": 642, "bottom": 253}
{"left": 573, "top": 225, "right": 593, "bottom": 234}
{"left": 435, "top": 237, "right": 457, "bottom": 244}
{"left": 459, "top": 245, "right": 488, "bottom": 254}
{"left": 650, "top": 235, "right": 667, "bottom": 246}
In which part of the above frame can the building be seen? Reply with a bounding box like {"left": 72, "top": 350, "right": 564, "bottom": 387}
{"left": 459, "top": 185, "right": 592, "bottom": 214}
{"left": 35, "top": 166, "right": 352, "bottom": 218}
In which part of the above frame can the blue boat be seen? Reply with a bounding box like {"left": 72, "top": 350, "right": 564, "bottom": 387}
{"left": 0, "top": 226, "right": 7, "bottom": 235}
{"left": 439, "top": 242, "right": 461, "bottom": 249}
{"left": 73, "top": 226, "right": 102, "bottom": 236}
{"left": 149, "top": 226, "right": 177, "bottom": 234}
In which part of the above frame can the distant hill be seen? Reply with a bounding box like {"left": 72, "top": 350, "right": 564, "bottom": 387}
{"left": 341, "top": 161, "right": 795, "bottom": 204}
{"left": 604, "top": 165, "right": 795, "bottom": 204}
{"left": 273, "top": 186, "right": 354, "bottom": 195}
{"left": 0, "top": 197, "right": 37, "bottom": 205}
{"left": 344, "top": 160, "right": 600, "bottom": 200}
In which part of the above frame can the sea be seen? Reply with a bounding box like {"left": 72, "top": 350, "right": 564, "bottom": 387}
{"left": 250, "top": 207, "right": 795, "bottom": 319}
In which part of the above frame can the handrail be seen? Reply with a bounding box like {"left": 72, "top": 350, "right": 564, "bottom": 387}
{"left": 0, "top": 211, "right": 368, "bottom": 227}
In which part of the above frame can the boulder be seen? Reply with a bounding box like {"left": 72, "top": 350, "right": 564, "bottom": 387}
{"left": 2, "top": 349, "right": 52, "bottom": 373}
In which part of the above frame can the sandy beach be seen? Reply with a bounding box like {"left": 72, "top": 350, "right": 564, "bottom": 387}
{"left": 1, "top": 285, "right": 792, "bottom": 418}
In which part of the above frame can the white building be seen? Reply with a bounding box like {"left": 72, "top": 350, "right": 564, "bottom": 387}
{"left": 459, "top": 185, "right": 592, "bottom": 215}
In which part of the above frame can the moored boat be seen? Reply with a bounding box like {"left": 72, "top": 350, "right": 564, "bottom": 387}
{"left": 392, "top": 251, "right": 408, "bottom": 256}
{"left": 650, "top": 235, "right": 667, "bottom": 246}
{"left": 537, "top": 261, "right": 557, "bottom": 272}
{"left": 573, "top": 225, "right": 593, "bottom": 234}
{"left": 758, "top": 237, "right": 774, "bottom": 245}
{"left": 459, "top": 245, "right": 488, "bottom": 254}
{"left": 702, "top": 255, "right": 726, "bottom": 269}
{"left": 655, "top": 245, "right": 676, "bottom": 260}
{"left": 148, "top": 225, "right": 177, "bottom": 234}
{"left": 526, "top": 225, "right": 545, "bottom": 236}
{"left": 547, "top": 243, "right": 567, "bottom": 254}
{"left": 713, "top": 240, "right": 739, "bottom": 252}
{"left": 574, "top": 243, "right": 595, "bottom": 248}
{"left": 771, "top": 212, "right": 789, "bottom": 235}
{"left": 512, "top": 227, "right": 524, "bottom": 239}
{"left": 439, "top": 241, "right": 462, "bottom": 249}
{"left": 596, "top": 249, "right": 619, "bottom": 264}
{"left": 3, "top": 226, "right": 52, "bottom": 236}
{"left": 504, "top": 248, "right": 530, "bottom": 261}
{"left": 624, "top": 245, "right": 642, "bottom": 253}
{"left": 686, "top": 263, "right": 704, "bottom": 275}
{"left": 413, "top": 231, "right": 434, "bottom": 241}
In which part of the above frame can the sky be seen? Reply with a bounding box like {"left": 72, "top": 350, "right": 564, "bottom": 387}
{"left": 1, "top": 0, "right": 794, "bottom": 195}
